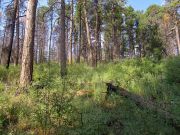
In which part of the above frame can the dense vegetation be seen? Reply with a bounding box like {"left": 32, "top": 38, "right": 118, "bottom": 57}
{"left": 0, "top": 57, "right": 180, "bottom": 135}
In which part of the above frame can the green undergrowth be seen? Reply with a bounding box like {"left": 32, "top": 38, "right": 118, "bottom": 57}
{"left": 0, "top": 57, "right": 180, "bottom": 135}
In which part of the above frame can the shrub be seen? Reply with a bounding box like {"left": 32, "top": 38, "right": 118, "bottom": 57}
{"left": 165, "top": 56, "right": 180, "bottom": 83}
{"left": 0, "top": 66, "right": 8, "bottom": 81}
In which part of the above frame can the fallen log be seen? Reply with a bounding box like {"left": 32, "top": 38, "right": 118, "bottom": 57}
{"left": 105, "top": 83, "right": 180, "bottom": 132}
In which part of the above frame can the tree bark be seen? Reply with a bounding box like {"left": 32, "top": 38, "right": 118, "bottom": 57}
{"left": 94, "top": 0, "right": 101, "bottom": 66}
{"left": 83, "top": 0, "right": 93, "bottom": 65}
{"left": 112, "top": 4, "right": 119, "bottom": 59}
{"left": 77, "top": 0, "right": 82, "bottom": 63}
{"left": 15, "top": 0, "right": 19, "bottom": 65}
{"left": 49, "top": 12, "right": 53, "bottom": 63}
{"left": 175, "top": 23, "right": 180, "bottom": 55}
{"left": 69, "top": 0, "right": 74, "bottom": 64}
{"left": 60, "top": 0, "right": 67, "bottom": 77}
{"left": 20, "top": 0, "right": 38, "bottom": 87}
{"left": 0, "top": 21, "right": 7, "bottom": 62}
{"left": 6, "top": 0, "right": 18, "bottom": 68}
{"left": 35, "top": 21, "right": 39, "bottom": 64}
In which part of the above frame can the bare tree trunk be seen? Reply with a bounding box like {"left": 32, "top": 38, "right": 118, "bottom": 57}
{"left": 0, "top": 21, "right": 7, "bottom": 62}
{"left": 175, "top": 23, "right": 180, "bottom": 55}
{"left": 6, "top": 0, "right": 18, "bottom": 68}
{"left": 83, "top": 0, "right": 92, "bottom": 65}
{"left": 15, "top": 0, "right": 19, "bottom": 65}
{"left": 19, "top": 23, "right": 25, "bottom": 64}
{"left": 69, "top": 0, "right": 74, "bottom": 64}
{"left": 35, "top": 21, "right": 39, "bottom": 64}
{"left": 77, "top": 0, "right": 82, "bottom": 63}
{"left": 104, "top": 39, "right": 110, "bottom": 62}
{"left": 66, "top": 17, "right": 69, "bottom": 63}
{"left": 2, "top": 21, "right": 7, "bottom": 48}
{"left": 39, "top": 23, "right": 46, "bottom": 63}
{"left": 112, "top": 4, "right": 119, "bottom": 59}
{"left": 20, "top": 0, "right": 38, "bottom": 87}
{"left": 111, "top": 4, "right": 116, "bottom": 61}
{"left": 35, "top": 41, "right": 38, "bottom": 63}
{"left": 73, "top": 28, "right": 77, "bottom": 62}
{"left": 60, "top": 0, "right": 67, "bottom": 77}
{"left": 49, "top": 11, "right": 53, "bottom": 63}
{"left": 94, "top": 0, "right": 100, "bottom": 66}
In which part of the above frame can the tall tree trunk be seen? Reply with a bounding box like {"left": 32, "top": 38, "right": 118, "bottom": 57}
{"left": 2, "top": 21, "right": 7, "bottom": 48}
{"left": 60, "top": 0, "right": 67, "bottom": 77}
{"left": 66, "top": 16, "right": 69, "bottom": 63}
{"left": 113, "top": 26, "right": 118, "bottom": 59}
{"left": 49, "top": 11, "right": 53, "bottom": 63}
{"left": 19, "top": 23, "right": 25, "bottom": 64}
{"left": 83, "top": 0, "right": 93, "bottom": 65}
{"left": 94, "top": 0, "right": 101, "bottom": 66}
{"left": 41, "top": 23, "right": 46, "bottom": 63}
{"left": 0, "top": 21, "right": 7, "bottom": 62}
{"left": 15, "top": 0, "right": 19, "bottom": 65}
{"left": 69, "top": 0, "right": 74, "bottom": 64}
{"left": 35, "top": 21, "right": 39, "bottom": 64}
{"left": 77, "top": 0, "right": 82, "bottom": 63}
{"left": 111, "top": 4, "right": 116, "bottom": 61}
{"left": 82, "top": 29, "right": 87, "bottom": 61}
{"left": 6, "top": 0, "right": 18, "bottom": 68}
{"left": 175, "top": 22, "right": 180, "bottom": 55}
{"left": 20, "top": 0, "right": 37, "bottom": 87}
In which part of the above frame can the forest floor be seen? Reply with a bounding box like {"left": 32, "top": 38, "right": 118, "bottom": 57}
{"left": 0, "top": 57, "right": 180, "bottom": 135}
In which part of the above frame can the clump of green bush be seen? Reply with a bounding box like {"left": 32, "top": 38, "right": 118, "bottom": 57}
{"left": 0, "top": 65, "right": 20, "bottom": 83}
{"left": 165, "top": 57, "right": 180, "bottom": 84}
{"left": 0, "top": 66, "right": 8, "bottom": 81}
